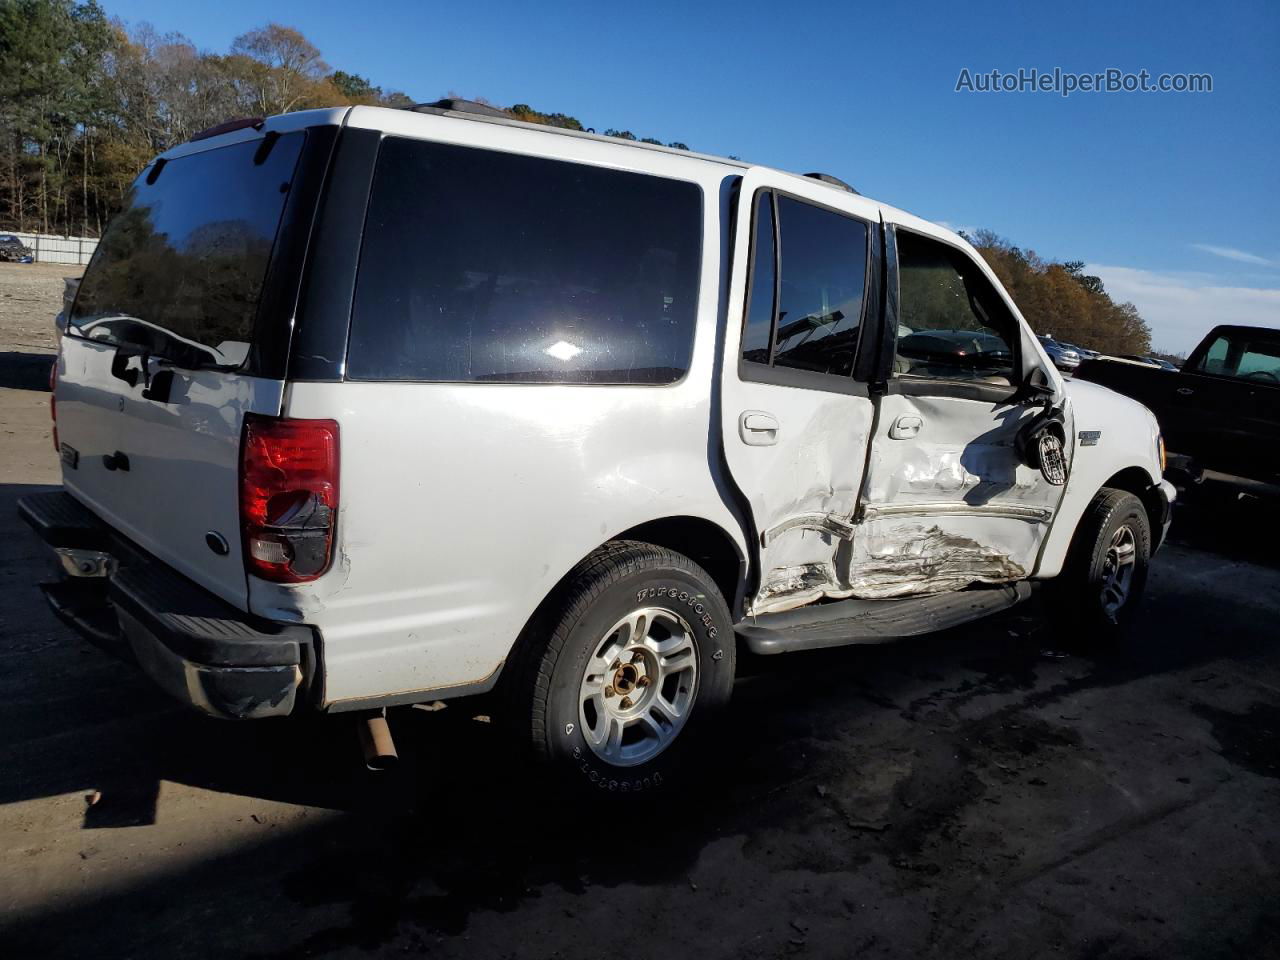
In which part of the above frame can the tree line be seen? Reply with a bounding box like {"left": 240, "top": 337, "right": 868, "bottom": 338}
{"left": 0, "top": 0, "right": 692, "bottom": 240}
{"left": 964, "top": 230, "right": 1151, "bottom": 355}
{"left": 0, "top": 0, "right": 1151, "bottom": 353}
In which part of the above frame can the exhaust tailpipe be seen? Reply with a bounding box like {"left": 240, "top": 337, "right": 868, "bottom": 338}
{"left": 357, "top": 709, "right": 398, "bottom": 771}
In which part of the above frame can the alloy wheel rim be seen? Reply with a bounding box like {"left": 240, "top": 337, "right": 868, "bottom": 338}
{"left": 1100, "top": 524, "right": 1137, "bottom": 621}
{"left": 577, "top": 606, "right": 699, "bottom": 767}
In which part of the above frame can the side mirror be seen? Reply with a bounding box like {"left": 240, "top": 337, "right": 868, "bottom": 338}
{"left": 1020, "top": 366, "right": 1055, "bottom": 402}
{"left": 1016, "top": 407, "right": 1069, "bottom": 485}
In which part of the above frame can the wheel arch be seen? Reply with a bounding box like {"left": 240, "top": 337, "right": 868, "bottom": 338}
{"left": 493, "top": 516, "right": 746, "bottom": 715}
{"left": 1036, "top": 459, "right": 1164, "bottom": 579}
{"left": 612, "top": 515, "right": 748, "bottom": 617}
{"left": 1100, "top": 466, "right": 1165, "bottom": 543}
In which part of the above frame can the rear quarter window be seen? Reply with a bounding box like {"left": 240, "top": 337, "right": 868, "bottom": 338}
{"left": 347, "top": 137, "right": 703, "bottom": 384}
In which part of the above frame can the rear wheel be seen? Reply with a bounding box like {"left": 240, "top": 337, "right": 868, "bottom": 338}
{"left": 1049, "top": 487, "right": 1152, "bottom": 646}
{"left": 507, "top": 541, "right": 735, "bottom": 791}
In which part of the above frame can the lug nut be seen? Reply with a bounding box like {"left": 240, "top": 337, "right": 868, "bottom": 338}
{"left": 631, "top": 652, "right": 644, "bottom": 664}
{"left": 636, "top": 675, "right": 651, "bottom": 687}
{"left": 604, "top": 686, "right": 615, "bottom": 698}
{"left": 620, "top": 697, "right": 634, "bottom": 709}
{"left": 610, "top": 660, "right": 621, "bottom": 670}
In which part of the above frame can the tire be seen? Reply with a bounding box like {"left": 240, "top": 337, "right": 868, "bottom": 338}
{"left": 1049, "top": 487, "right": 1152, "bottom": 646}
{"left": 504, "top": 540, "right": 735, "bottom": 792}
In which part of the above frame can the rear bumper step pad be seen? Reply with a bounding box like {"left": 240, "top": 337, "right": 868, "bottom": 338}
{"left": 18, "top": 490, "right": 314, "bottom": 719}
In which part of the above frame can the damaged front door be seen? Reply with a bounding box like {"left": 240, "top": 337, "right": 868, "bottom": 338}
{"left": 720, "top": 170, "right": 881, "bottom": 614}
{"left": 852, "top": 224, "right": 1069, "bottom": 599}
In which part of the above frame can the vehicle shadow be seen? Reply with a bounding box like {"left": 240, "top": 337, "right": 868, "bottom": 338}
{"left": 1165, "top": 483, "right": 1280, "bottom": 569}
{"left": 0, "top": 350, "right": 54, "bottom": 391}
{"left": 3, "top": 582, "right": 1277, "bottom": 958}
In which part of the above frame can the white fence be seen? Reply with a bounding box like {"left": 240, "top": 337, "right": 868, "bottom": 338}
{"left": 6, "top": 232, "right": 99, "bottom": 266}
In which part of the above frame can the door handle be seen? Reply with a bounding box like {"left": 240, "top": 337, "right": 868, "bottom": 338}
{"left": 739, "top": 411, "right": 779, "bottom": 445}
{"left": 1176, "top": 387, "right": 1194, "bottom": 396}
{"left": 888, "top": 415, "right": 923, "bottom": 439}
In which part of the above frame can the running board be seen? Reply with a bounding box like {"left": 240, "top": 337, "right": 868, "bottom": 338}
{"left": 736, "top": 582, "right": 1033, "bottom": 655}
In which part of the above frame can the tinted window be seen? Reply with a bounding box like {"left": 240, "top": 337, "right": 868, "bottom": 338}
{"left": 69, "top": 133, "right": 304, "bottom": 368}
{"left": 1194, "top": 332, "right": 1280, "bottom": 381}
{"left": 1199, "top": 335, "right": 1230, "bottom": 374}
{"left": 773, "top": 196, "right": 866, "bottom": 376}
{"left": 895, "top": 231, "right": 1016, "bottom": 382}
{"left": 348, "top": 137, "right": 702, "bottom": 383}
{"left": 738, "top": 191, "right": 867, "bottom": 379}
{"left": 741, "top": 192, "right": 775, "bottom": 365}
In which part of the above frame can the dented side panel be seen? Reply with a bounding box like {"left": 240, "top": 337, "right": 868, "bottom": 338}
{"left": 845, "top": 519, "right": 1033, "bottom": 599}
{"left": 716, "top": 168, "right": 886, "bottom": 618}
{"left": 862, "top": 396, "right": 1048, "bottom": 507}
{"left": 849, "top": 392, "right": 1068, "bottom": 599}
{"left": 742, "top": 392, "right": 876, "bottom": 611}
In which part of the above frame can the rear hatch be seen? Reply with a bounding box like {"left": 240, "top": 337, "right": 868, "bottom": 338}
{"left": 55, "top": 126, "right": 315, "bottom": 610}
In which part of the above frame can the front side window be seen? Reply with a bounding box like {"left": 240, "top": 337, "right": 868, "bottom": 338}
{"left": 347, "top": 137, "right": 702, "bottom": 383}
{"left": 895, "top": 231, "right": 1017, "bottom": 383}
{"left": 740, "top": 191, "right": 868, "bottom": 379}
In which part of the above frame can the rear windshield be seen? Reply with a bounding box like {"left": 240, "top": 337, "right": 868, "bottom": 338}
{"left": 347, "top": 136, "right": 702, "bottom": 384}
{"left": 68, "top": 132, "right": 304, "bottom": 369}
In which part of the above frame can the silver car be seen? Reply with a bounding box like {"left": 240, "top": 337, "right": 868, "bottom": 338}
{"left": 1038, "top": 335, "right": 1081, "bottom": 371}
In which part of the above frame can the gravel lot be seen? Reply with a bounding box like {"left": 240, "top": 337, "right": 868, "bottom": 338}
{"left": 0, "top": 264, "right": 1277, "bottom": 959}
{"left": 0, "top": 262, "right": 69, "bottom": 355}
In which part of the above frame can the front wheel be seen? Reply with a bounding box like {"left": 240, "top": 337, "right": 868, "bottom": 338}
{"left": 507, "top": 541, "right": 735, "bottom": 792}
{"left": 1049, "top": 487, "right": 1152, "bottom": 645}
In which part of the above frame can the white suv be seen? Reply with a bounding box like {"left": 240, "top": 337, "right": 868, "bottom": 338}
{"left": 21, "top": 101, "right": 1174, "bottom": 790}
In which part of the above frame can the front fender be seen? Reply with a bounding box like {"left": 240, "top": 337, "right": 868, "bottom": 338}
{"left": 1035, "top": 379, "right": 1164, "bottom": 578}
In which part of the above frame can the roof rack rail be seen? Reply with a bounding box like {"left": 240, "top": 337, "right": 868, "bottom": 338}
{"left": 191, "top": 117, "right": 265, "bottom": 142}
{"left": 803, "top": 172, "right": 858, "bottom": 195}
{"left": 384, "top": 98, "right": 752, "bottom": 172}
{"left": 403, "top": 98, "right": 511, "bottom": 119}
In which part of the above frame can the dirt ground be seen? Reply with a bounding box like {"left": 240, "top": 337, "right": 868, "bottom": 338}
{"left": 0, "top": 264, "right": 1277, "bottom": 959}
{"left": 0, "top": 262, "right": 69, "bottom": 355}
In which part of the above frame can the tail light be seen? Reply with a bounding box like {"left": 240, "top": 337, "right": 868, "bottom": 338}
{"left": 239, "top": 416, "right": 339, "bottom": 583}
{"left": 49, "top": 361, "right": 58, "bottom": 452}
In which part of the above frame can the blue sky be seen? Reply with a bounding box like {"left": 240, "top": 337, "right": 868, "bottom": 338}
{"left": 106, "top": 0, "right": 1279, "bottom": 353}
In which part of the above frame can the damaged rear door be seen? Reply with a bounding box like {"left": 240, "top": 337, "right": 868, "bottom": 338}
{"left": 720, "top": 170, "right": 880, "bottom": 614}
{"left": 851, "top": 223, "right": 1068, "bottom": 598}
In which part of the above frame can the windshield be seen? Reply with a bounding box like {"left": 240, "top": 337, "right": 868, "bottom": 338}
{"left": 68, "top": 132, "right": 304, "bottom": 368}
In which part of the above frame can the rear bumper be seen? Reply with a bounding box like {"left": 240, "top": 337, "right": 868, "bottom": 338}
{"left": 18, "top": 491, "right": 315, "bottom": 719}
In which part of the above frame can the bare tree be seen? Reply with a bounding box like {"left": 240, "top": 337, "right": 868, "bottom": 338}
{"left": 228, "top": 23, "right": 329, "bottom": 115}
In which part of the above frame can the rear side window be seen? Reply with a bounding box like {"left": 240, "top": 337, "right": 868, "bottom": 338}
{"left": 69, "top": 133, "right": 304, "bottom": 368}
{"left": 347, "top": 137, "right": 703, "bottom": 383}
{"left": 740, "top": 193, "right": 775, "bottom": 365}
{"left": 773, "top": 196, "right": 867, "bottom": 376}
{"left": 740, "top": 190, "right": 868, "bottom": 380}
